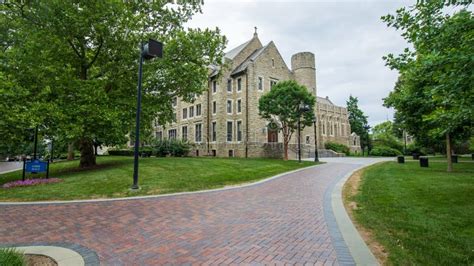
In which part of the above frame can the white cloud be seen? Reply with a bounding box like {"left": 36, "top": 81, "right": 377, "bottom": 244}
{"left": 186, "top": 0, "right": 415, "bottom": 126}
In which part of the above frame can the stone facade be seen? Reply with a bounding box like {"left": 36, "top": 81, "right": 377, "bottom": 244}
{"left": 154, "top": 32, "right": 361, "bottom": 158}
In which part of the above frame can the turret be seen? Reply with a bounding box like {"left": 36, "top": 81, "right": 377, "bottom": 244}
{"left": 291, "top": 52, "right": 316, "bottom": 96}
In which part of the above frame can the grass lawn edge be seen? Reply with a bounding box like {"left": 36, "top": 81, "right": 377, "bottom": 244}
{"left": 342, "top": 163, "right": 389, "bottom": 265}
{"left": 0, "top": 161, "right": 321, "bottom": 205}
{"left": 343, "top": 160, "right": 474, "bottom": 265}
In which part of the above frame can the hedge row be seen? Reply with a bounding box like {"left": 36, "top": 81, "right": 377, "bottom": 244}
{"left": 324, "top": 141, "right": 350, "bottom": 155}
{"left": 107, "top": 140, "right": 192, "bottom": 157}
{"left": 370, "top": 145, "right": 402, "bottom": 156}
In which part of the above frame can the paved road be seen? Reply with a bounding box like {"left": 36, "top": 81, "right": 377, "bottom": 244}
{"left": 0, "top": 157, "right": 390, "bottom": 265}
{"left": 0, "top": 161, "right": 22, "bottom": 174}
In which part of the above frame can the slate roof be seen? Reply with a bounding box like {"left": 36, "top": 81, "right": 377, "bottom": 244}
{"left": 317, "top": 96, "right": 334, "bottom": 105}
{"left": 225, "top": 40, "right": 251, "bottom": 59}
{"left": 209, "top": 64, "right": 220, "bottom": 78}
{"left": 230, "top": 44, "right": 268, "bottom": 76}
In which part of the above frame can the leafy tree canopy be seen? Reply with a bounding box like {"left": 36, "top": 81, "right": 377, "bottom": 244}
{"left": 258, "top": 80, "right": 315, "bottom": 160}
{"left": 382, "top": 0, "right": 473, "bottom": 171}
{"left": 372, "top": 121, "right": 394, "bottom": 139}
{"left": 346, "top": 95, "right": 369, "bottom": 150}
{"left": 0, "top": 1, "right": 227, "bottom": 167}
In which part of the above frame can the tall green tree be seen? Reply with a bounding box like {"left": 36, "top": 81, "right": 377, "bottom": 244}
{"left": 258, "top": 80, "right": 315, "bottom": 160}
{"left": 382, "top": 1, "right": 473, "bottom": 171}
{"left": 346, "top": 95, "right": 370, "bottom": 152}
{"left": 372, "top": 121, "right": 404, "bottom": 152}
{"left": 1, "top": 1, "right": 226, "bottom": 167}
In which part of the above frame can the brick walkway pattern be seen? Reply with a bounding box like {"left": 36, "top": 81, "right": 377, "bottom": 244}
{"left": 0, "top": 162, "right": 360, "bottom": 265}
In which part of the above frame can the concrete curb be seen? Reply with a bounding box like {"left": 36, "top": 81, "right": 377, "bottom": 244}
{"left": 2, "top": 243, "right": 99, "bottom": 265}
{"left": 0, "top": 164, "right": 320, "bottom": 205}
{"left": 330, "top": 161, "right": 389, "bottom": 266}
{"left": 11, "top": 246, "right": 85, "bottom": 266}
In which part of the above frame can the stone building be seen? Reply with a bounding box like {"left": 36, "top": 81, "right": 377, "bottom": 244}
{"left": 154, "top": 31, "right": 361, "bottom": 158}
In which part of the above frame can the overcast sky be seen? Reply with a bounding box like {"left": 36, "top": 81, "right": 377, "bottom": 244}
{"left": 186, "top": 0, "right": 416, "bottom": 126}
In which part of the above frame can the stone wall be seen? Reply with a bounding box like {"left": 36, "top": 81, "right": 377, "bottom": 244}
{"left": 153, "top": 33, "right": 357, "bottom": 159}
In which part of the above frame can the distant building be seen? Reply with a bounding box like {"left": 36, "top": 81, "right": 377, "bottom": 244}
{"left": 154, "top": 31, "right": 361, "bottom": 158}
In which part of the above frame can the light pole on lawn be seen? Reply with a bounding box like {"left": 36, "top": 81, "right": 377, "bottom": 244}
{"left": 132, "top": 39, "right": 163, "bottom": 190}
{"left": 312, "top": 117, "right": 319, "bottom": 162}
{"left": 297, "top": 103, "right": 311, "bottom": 163}
{"left": 33, "top": 125, "right": 38, "bottom": 160}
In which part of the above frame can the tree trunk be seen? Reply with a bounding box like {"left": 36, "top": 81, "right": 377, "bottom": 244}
{"left": 79, "top": 138, "right": 96, "bottom": 168}
{"left": 282, "top": 124, "right": 290, "bottom": 161}
{"left": 94, "top": 142, "right": 99, "bottom": 156}
{"left": 67, "top": 143, "right": 74, "bottom": 161}
{"left": 446, "top": 133, "right": 452, "bottom": 172}
{"left": 283, "top": 140, "right": 289, "bottom": 161}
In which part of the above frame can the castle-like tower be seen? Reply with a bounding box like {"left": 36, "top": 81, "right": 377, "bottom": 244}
{"left": 154, "top": 32, "right": 360, "bottom": 158}
{"left": 291, "top": 52, "right": 317, "bottom": 96}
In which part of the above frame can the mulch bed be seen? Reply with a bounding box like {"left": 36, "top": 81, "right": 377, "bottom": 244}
{"left": 24, "top": 254, "right": 57, "bottom": 266}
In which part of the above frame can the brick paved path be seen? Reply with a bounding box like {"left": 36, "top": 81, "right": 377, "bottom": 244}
{"left": 0, "top": 161, "right": 363, "bottom": 265}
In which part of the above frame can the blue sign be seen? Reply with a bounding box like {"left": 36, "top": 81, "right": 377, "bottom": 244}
{"left": 25, "top": 160, "right": 48, "bottom": 173}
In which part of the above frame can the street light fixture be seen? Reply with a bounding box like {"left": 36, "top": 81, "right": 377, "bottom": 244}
{"left": 132, "top": 39, "right": 163, "bottom": 190}
{"left": 297, "top": 103, "right": 311, "bottom": 163}
{"left": 313, "top": 117, "right": 319, "bottom": 162}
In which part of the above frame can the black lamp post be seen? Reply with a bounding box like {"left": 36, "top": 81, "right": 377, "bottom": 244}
{"left": 313, "top": 118, "right": 319, "bottom": 162}
{"left": 364, "top": 124, "right": 370, "bottom": 156}
{"left": 32, "top": 126, "right": 38, "bottom": 160}
{"left": 297, "top": 103, "right": 311, "bottom": 163}
{"left": 50, "top": 138, "right": 54, "bottom": 163}
{"left": 132, "top": 39, "right": 163, "bottom": 190}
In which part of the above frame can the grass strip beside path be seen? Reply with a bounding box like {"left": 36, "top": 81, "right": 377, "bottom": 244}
{"left": 0, "top": 248, "right": 25, "bottom": 266}
{"left": 349, "top": 161, "right": 474, "bottom": 265}
{"left": 0, "top": 156, "right": 316, "bottom": 202}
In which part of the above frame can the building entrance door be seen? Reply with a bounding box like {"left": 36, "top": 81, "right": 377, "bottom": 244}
{"left": 267, "top": 129, "right": 278, "bottom": 143}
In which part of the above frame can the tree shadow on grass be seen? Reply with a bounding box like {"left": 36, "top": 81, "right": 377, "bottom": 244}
{"left": 53, "top": 160, "right": 131, "bottom": 176}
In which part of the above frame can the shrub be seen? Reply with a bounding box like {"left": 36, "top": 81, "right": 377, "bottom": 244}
{"left": 370, "top": 146, "right": 402, "bottom": 157}
{"left": 325, "top": 142, "right": 350, "bottom": 155}
{"left": 107, "top": 149, "right": 134, "bottom": 156}
{"left": 0, "top": 248, "right": 25, "bottom": 266}
{"left": 154, "top": 140, "right": 192, "bottom": 157}
{"left": 3, "top": 178, "right": 62, "bottom": 189}
{"left": 372, "top": 136, "right": 403, "bottom": 153}
{"left": 139, "top": 147, "right": 153, "bottom": 157}
{"left": 107, "top": 147, "right": 155, "bottom": 157}
{"left": 406, "top": 143, "right": 427, "bottom": 156}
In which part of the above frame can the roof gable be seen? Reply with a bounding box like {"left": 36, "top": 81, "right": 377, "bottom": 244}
{"left": 230, "top": 44, "right": 268, "bottom": 76}
{"left": 225, "top": 40, "right": 251, "bottom": 60}
{"left": 317, "top": 96, "right": 334, "bottom": 105}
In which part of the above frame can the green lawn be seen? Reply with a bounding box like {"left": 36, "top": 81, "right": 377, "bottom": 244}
{"left": 404, "top": 155, "right": 473, "bottom": 162}
{"left": 0, "top": 156, "right": 316, "bottom": 201}
{"left": 352, "top": 160, "right": 474, "bottom": 265}
{"left": 0, "top": 248, "right": 24, "bottom": 266}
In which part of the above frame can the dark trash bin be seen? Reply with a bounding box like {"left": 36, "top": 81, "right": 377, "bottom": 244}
{"left": 420, "top": 157, "right": 429, "bottom": 167}
{"left": 452, "top": 155, "right": 458, "bottom": 163}
{"left": 397, "top": 156, "right": 405, "bottom": 164}
{"left": 412, "top": 153, "right": 420, "bottom": 160}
